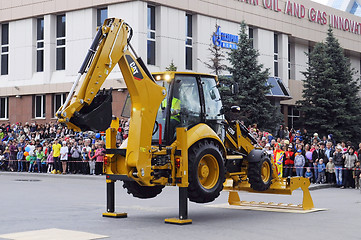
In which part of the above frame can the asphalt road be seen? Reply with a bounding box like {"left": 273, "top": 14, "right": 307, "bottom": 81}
{"left": 0, "top": 172, "right": 360, "bottom": 240}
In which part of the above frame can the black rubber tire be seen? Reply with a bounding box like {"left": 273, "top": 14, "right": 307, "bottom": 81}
{"left": 188, "top": 140, "right": 225, "bottom": 203}
{"left": 248, "top": 153, "right": 273, "bottom": 191}
{"left": 122, "top": 181, "right": 164, "bottom": 199}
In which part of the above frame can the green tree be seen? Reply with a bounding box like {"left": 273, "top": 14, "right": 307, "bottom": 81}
{"left": 298, "top": 27, "right": 361, "bottom": 143}
{"left": 165, "top": 60, "right": 177, "bottom": 71}
{"left": 220, "top": 21, "right": 281, "bottom": 131}
{"left": 200, "top": 24, "right": 227, "bottom": 75}
{"left": 325, "top": 27, "right": 361, "bottom": 143}
{"left": 297, "top": 42, "right": 337, "bottom": 136}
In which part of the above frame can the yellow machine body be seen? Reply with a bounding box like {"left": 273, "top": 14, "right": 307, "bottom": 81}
{"left": 57, "top": 18, "right": 314, "bottom": 223}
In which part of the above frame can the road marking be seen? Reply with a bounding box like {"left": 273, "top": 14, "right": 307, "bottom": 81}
{"left": 0, "top": 228, "right": 108, "bottom": 240}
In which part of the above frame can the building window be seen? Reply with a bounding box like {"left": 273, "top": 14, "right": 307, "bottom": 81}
{"left": 248, "top": 27, "right": 254, "bottom": 48}
{"left": 147, "top": 5, "right": 156, "bottom": 65}
{"left": 274, "top": 33, "right": 278, "bottom": 77}
{"left": 185, "top": 14, "right": 192, "bottom": 70}
{"left": 288, "top": 42, "right": 291, "bottom": 79}
{"left": 37, "top": 18, "right": 44, "bottom": 72}
{"left": 308, "top": 46, "right": 313, "bottom": 62}
{"left": 53, "top": 93, "right": 66, "bottom": 117}
{"left": 1, "top": 23, "right": 9, "bottom": 75}
{"left": 0, "top": 97, "right": 8, "bottom": 119}
{"left": 97, "top": 7, "right": 108, "bottom": 27}
{"left": 34, "top": 95, "right": 46, "bottom": 118}
{"left": 56, "top": 15, "right": 66, "bottom": 70}
{"left": 287, "top": 106, "right": 300, "bottom": 129}
{"left": 350, "top": 2, "right": 361, "bottom": 15}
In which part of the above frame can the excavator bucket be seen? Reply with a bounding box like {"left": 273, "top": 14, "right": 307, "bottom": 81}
{"left": 70, "top": 89, "right": 113, "bottom": 132}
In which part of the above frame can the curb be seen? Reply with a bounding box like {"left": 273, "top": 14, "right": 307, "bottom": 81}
{"left": 309, "top": 183, "right": 334, "bottom": 191}
{"left": 0, "top": 171, "right": 104, "bottom": 181}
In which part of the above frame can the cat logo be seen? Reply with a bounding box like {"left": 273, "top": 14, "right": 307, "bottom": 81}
{"left": 228, "top": 127, "right": 235, "bottom": 135}
{"left": 126, "top": 55, "right": 143, "bottom": 81}
{"left": 130, "top": 62, "right": 139, "bottom": 75}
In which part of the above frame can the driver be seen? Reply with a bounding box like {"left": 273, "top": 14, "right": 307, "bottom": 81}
{"left": 169, "top": 86, "right": 181, "bottom": 139}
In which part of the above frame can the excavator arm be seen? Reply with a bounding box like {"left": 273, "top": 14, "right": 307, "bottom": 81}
{"left": 57, "top": 18, "right": 166, "bottom": 182}
{"left": 57, "top": 18, "right": 165, "bottom": 130}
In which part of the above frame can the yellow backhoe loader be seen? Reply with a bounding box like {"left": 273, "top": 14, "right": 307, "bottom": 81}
{"left": 57, "top": 18, "right": 314, "bottom": 224}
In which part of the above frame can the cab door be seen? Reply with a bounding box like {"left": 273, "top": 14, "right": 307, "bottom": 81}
{"left": 200, "top": 76, "right": 224, "bottom": 140}
{"left": 166, "top": 75, "right": 202, "bottom": 143}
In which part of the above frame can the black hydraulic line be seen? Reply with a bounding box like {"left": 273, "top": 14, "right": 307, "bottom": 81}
{"left": 78, "top": 26, "right": 103, "bottom": 74}
{"left": 238, "top": 122, "right": 258, "bottom": 145}
{"left": 125, "top": 23, "right": 133, "bottom": 43}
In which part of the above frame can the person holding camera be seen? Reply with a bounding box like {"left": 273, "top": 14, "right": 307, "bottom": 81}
{"left": 70, "top": 141, "right": 81, "bottom": 174}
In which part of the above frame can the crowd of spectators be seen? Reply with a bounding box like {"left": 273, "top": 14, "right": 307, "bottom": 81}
{"left": 0, "top": 120, "right": 360, "bottom": 189}
{"left": 0, "top": 120, "right": 129, "bottom": 175}
{"left": 248, "top": 124, "right": 361, "bottom": 189}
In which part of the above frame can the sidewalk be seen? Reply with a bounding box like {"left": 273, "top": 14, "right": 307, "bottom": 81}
{"left": 0, "top": 170, "right": 104, "bottom": 181}
{"left": 309, "top": 183, "right": 334, "bottom": 190}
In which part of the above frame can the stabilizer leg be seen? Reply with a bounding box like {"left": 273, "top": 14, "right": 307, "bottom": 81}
{"left": 300, "top": 182, "right": 314, "bottom": 210}
{"left": 102, "top": 180, "right": 127, "bottom": 218}
{"left": 165, "top": 187, "right": 192, "bottom": 225}
{"left": 228, "top": 191, "right": 241, "bottom": 205}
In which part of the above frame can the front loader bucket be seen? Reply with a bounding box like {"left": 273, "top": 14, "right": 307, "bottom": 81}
{"left": 70, "top": 89, "right": 113, "bottom": 132}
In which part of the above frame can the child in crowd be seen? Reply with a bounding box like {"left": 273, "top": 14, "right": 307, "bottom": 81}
{"left": 16, "top": 146, "right": 24, "bottom": 172}
{"left": 317, "top": 159, "right": 326, "bottom": 184}
{"left": 305, "top": 167, "right": 313, "bottom": 182}
{"left": 47, "top": 150, "right": 54, "bottom": 173}
{"left": 294, "top": 149, "right": 305, "bottom": 177}
{"left": 326, "top": 157, "right": 335, "bottom": 184}
{"left": 41, "top": 151, "right": 47, "bottom": 173}
{"left": 353, "top": 161, "right": 361, "bottom": 190}
{"left": 36, "top": 145, "right": 45, "bottom": 173}
{"left": 88, "top": 144, "right": 96, "bottom": 175}
{"left": 81, "top": 147, "right": 89, "bottom": 174}
{"left": 28, "top": 152, "right": 36, "bottom": 173}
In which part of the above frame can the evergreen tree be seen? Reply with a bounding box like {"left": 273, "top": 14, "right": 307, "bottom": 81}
{"left": 324, "top": 27, "right": 361, "bottom": 143}
{"left": 199, "top": 24, "right": 227, "bottom": 75}
{"left": 219, "top": 21, "right": 281, "bottom": 130}
{"left": 297, "top": 42, "right": 337, "bottom": 136}
{"left": 298, "top": 27, "right": 361, "bottom": 143}
{"left": 165, "top": 60, "right": 177, "bottom": 71}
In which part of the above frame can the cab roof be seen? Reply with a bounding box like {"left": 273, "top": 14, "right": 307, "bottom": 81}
{"left": 152, "top": 71, "right": 217, "bottom": 80}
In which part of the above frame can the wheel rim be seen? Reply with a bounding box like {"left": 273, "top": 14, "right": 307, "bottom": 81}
{"left": 261, "top": 161, "right": 271, "bottom": 183}
{"left": 198, "top": 154, "right": 219, "bottom": 189}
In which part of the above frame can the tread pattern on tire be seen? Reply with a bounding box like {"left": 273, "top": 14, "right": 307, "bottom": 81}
{"left": 123, "top": 181, "right": 164, "bottom": 199}
{"left": 187, "top": 140, "right": 225, "bottom": 203}
{"left": 247, "top": 153, "right": 273, "bottom": 191}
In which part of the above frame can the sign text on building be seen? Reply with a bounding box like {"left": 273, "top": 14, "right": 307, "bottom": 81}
{"left": 212, "top": 26, "right": 238, "bottom": 49}
{"left": 236, "top": 0, "right": 361, "bottom": 35}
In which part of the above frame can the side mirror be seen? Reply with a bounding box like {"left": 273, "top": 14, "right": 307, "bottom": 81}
{"left": 231, "top": 106, "right": 241, "bottom": 113}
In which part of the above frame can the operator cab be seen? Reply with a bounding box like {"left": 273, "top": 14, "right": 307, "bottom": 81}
{"left": 152, "top": 72, "right": 224, "bottom": 145}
